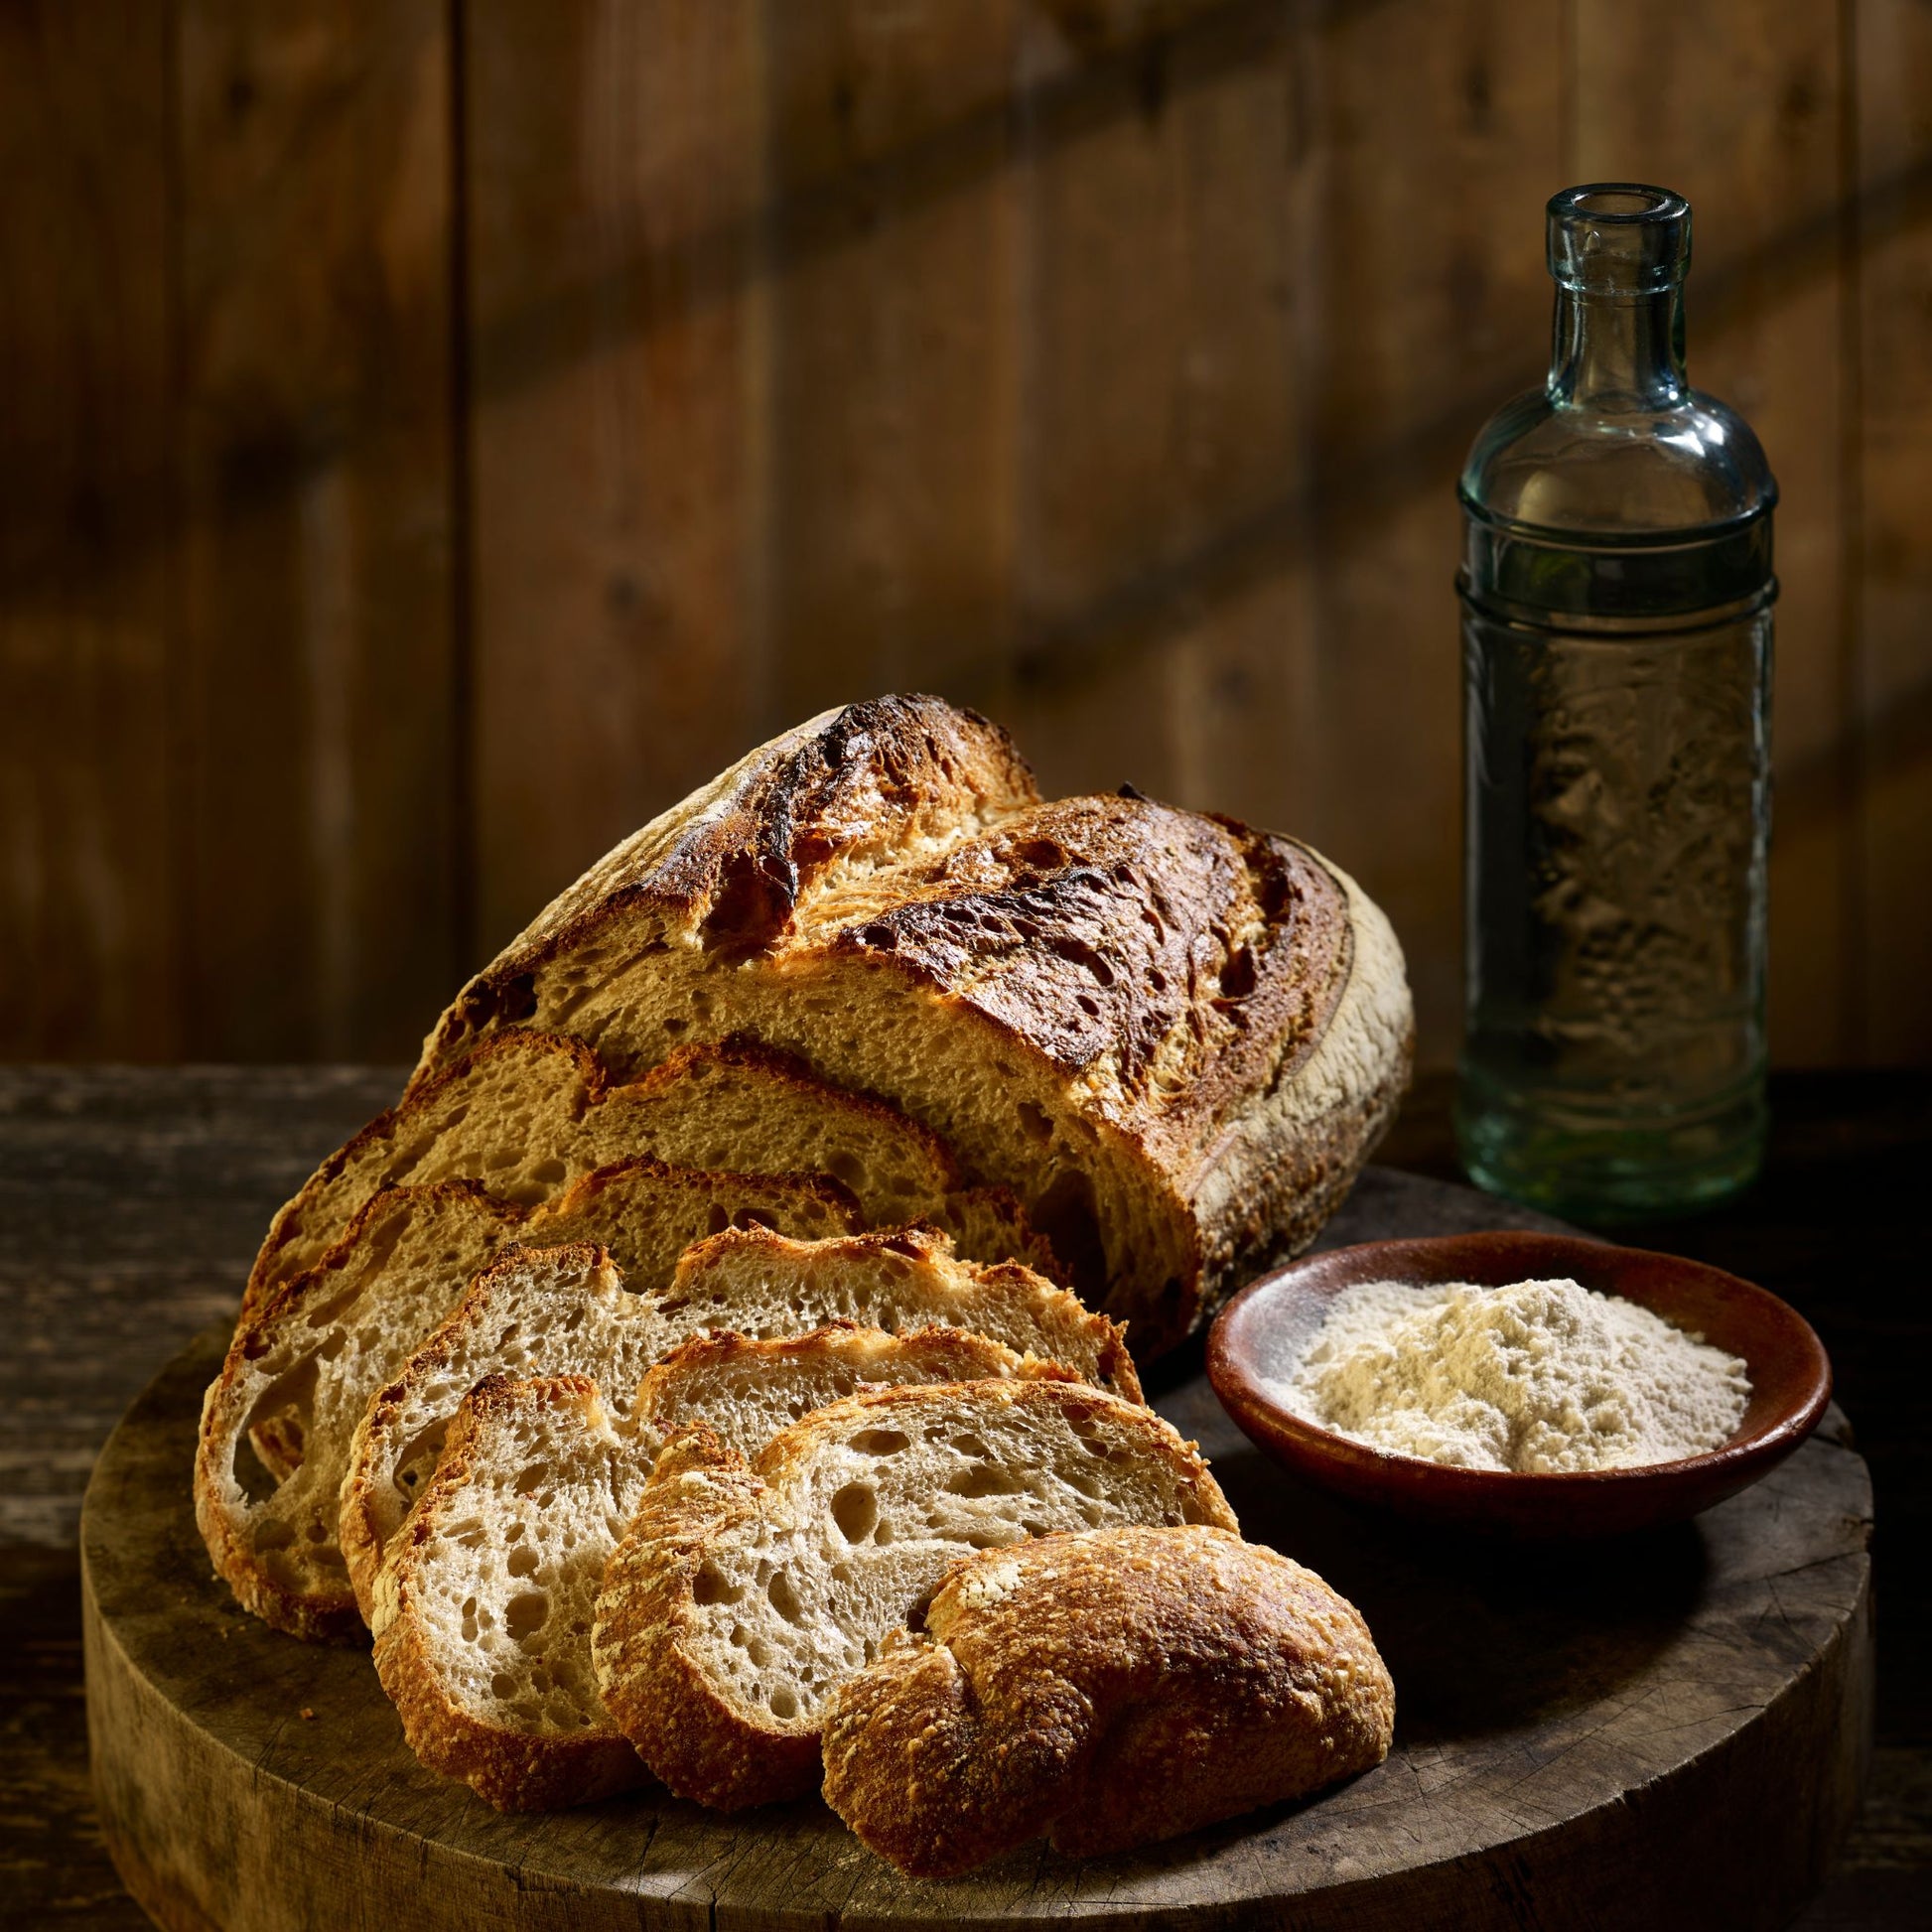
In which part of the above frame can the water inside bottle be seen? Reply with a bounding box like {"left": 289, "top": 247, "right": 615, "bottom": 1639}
{"left": 1458, "top": 571, "right": 1770, "bottom": 1218}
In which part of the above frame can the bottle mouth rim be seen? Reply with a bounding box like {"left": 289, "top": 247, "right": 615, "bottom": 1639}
{"left": 1548, "top": 183, "right": 1691, "bottom": 293}
{"left": 1548, "top": 183, "right": 1690, "bottom": 225}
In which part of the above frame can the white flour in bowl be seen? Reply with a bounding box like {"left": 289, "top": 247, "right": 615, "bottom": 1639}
{"left": 1269, "top": 1277, "right": 1751, "bottom": 1473}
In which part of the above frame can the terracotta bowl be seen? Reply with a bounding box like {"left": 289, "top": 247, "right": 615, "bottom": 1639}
{"left": 1206, "top": 1230, "right": 1833, "bottom": 1538}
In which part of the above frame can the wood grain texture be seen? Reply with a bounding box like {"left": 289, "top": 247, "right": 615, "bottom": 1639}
{"left": 6, "top": 2, "right": 1932, "bottom": 1071}
{"left": 0, "top": 1, "right": 177, "bottom": 1059}
{"left": 1852, "top": 0, "right": 1932, "bottom": 1065}
{"left": 0, "top": 1064, "right": 400, "bottom": 1550}
{"left": 1308, "top": 0, "right": 1562, "bottom": 1062}
{"left": 83, "top": 1297, "right": 1869, "bottom": 1928}
{"left": 1008, "top": 0, "right": 1317, "bottom": 829}
{"left": 173, "top": 0, "right": 459, "bottom": 1058}
{"left": 466, "top": 0, "right": 770, "bottom": 957}
{"left": 1572, "top": 0, "right": 1852, "bottom": 1065}
{"left": 765, "top": 1, "right": 1021, "bottom": 725}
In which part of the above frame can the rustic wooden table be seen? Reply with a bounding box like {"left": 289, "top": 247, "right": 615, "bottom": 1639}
{"left": 3, "top": 1066, "right": 1927, "bottom": 1928}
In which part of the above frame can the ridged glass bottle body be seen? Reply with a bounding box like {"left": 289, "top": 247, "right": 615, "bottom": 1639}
{"left": 1456, "top": 511, "right": 1772, "bottom": 1219}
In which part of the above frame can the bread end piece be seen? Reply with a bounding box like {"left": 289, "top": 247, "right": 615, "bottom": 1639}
{"left": 821, "top": 1525, "right": 1394, "bottom": 1875}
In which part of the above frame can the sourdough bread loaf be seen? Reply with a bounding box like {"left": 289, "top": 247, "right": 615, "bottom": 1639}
{"left": 591, "top": 1379, "right": 1236, "bottom": 1810}
{"left": 821, "top": 1526, "right": 1396, "bottom": 1873}
{"left": 197, "top": 1162, "right": 858, "bottom": 1642}
{"left": 247, "top": 1033, "right": 1050, "bottom": 1315}
{"left": 341, "top": 1229, "right": 1136, "bottom": 1621}
{"left": 372, "top": 1327, "right": 1062, "bottom": 1811}
{"left": 407, "top": 696, "right": 1413, "bottom": 1353}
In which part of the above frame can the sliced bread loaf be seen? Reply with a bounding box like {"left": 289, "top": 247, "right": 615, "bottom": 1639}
{"left": 196, "top": 1162, "right": 856, "bottom": 1641}
{"left": 247, "top": 1032, "right": 1047, "bottom": 1314}
{"left": 821, "top": 1526, "right": 1396, "bottom": 1874}
{"left": 370, "top": 1326, "right": 1062, "bottom": 1809}
{"left": 406, "top": 695, "right": 1414, "bottom": 1352}
{"left": 342, "top": 1228, "right": 1137, "bottom": 1620}
{"left": 591, "top": 1379, "right": 1237, "bottom": 1811}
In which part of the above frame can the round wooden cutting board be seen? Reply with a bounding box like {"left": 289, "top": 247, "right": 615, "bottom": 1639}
{"left": 82, "top": 1172, "right": 1872, "bottom": 1931}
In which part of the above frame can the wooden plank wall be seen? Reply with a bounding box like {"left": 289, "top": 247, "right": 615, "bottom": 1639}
{"left": 5, "top": 0, "right": 1929, "bottom": 1071}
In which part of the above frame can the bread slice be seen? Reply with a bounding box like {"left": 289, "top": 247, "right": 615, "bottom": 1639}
{"left": 821, "top": 1526, "right": 1396, "bottom": 1874}
{"left": 591, "top": 1379, "right": 1237, "bottom": 1811}
{"left": 246, "top": 1031, "right": 1052, "bottom": 1314}
{"left": 369, "top": 1376, "right": 651, "bottom": 1811}
{"left": 406, "top": 696, "right": 1414, "bottom": 1353}
{"left": 370, "top": 1327, "right": 1064, "bottom": 1809}
{"left": 342, "top": 1227, "right": 1138, "bottom": 1621}
{"left": 630, "top": 1322, "right": 1074, "bottom": 1453}
{"left": 196, "top": 1162, "right": 857, "bottom": 1641}
{"left": 646, "top": 1226, "right": 1140, "bottom": 1402}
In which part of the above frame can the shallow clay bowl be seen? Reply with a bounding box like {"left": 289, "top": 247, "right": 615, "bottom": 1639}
{"left": 1207, "top": 1230, "right": 1832, "bottom": 1539}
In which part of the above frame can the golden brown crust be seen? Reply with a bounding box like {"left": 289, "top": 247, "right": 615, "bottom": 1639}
{"left": 401, "top": 699, "right": 1413, "bottom": 1356}
{"left": 796, "top": 807, "right": 1399, "bottom": 1351}
{"left": 593, "top": 1382, "right": 1235, "bottom": 1812}
{"left": 821, "top": 802, "right": 1351, "bottom": 1135}
{"left": 412, "top": 793, "right": 1347, "bottom": 1165}
{"left": 821, "top": 1526, "right": 1395, "bottom": 1875}
{"left": 416, "top": 696, "right": 1041, "bottom": 1078}
{"left": 368, "top": 1375, "right": 650, "bottom": 1812}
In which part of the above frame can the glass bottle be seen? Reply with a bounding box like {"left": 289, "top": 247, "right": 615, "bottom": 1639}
{"left": 1455, "top": 185, "right": 1776, "bottom": 1222}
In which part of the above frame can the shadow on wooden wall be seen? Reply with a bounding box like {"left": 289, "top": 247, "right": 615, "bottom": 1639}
{"left": 5, "top": 0, "right": 1930, "bottom": 1069}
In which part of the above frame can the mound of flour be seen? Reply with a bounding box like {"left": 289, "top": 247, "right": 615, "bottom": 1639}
{"left": 1273, "top": 1277, "right": 1751, "bottom": 1473}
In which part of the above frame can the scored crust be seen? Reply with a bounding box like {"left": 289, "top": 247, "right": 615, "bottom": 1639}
{"left": 404, "top": 695, "right": 1414, "bottom": 1353}
{"left": 414, "top": 695, "right": 1042, "bottom": 1030}
{"left": 592, "top": 1379, "right": 1237, "bottom": 1812}
{"left": 821, "top": 1525, "right": 1396, "bottom": 1875}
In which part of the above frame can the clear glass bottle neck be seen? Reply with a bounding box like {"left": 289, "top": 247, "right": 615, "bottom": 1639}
{"left": 1548, "top": 285, "right": 1687, "bottom": 411}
